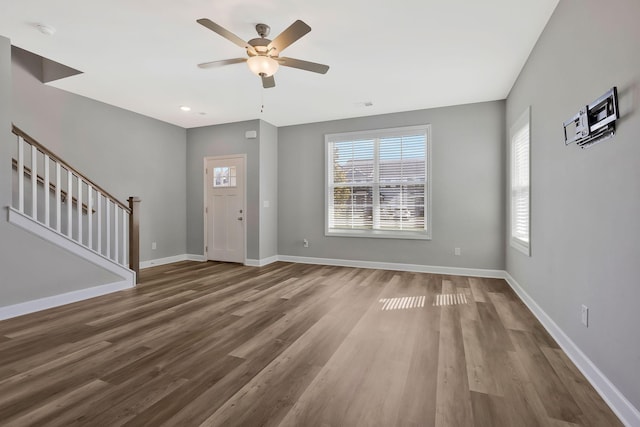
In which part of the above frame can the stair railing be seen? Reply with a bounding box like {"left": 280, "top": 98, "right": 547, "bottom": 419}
{"left": 10, "top": 125, "right": 140, "bottom": 281}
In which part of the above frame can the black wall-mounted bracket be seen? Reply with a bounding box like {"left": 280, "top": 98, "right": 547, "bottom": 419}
{"left": 563, "top": 87, "right": 619, "bottom": 149}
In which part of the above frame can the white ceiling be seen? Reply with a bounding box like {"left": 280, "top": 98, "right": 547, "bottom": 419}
{"left": 0, "top": 0, "right": 559, "bottom": 128}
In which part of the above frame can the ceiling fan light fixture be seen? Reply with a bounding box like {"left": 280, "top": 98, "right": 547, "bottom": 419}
{"left": 247, "top": 55, "right": 279, "bottom": 77}
{"left": 197, "top": 18, "right": 329, "bottom": 88}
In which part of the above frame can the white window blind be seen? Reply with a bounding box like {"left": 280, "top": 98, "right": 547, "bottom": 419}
{"left": 326, "top": 125, "right": 431, "bottom": 239}
{"left": 510, "top": 108, "right": 530, "bottom": 255}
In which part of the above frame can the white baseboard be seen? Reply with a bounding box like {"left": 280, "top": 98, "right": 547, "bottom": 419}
{"left": 146, "top": 253, "right": 504, "bottom": 279}
{"left": 145, "top": 254, "right": 278, "bottom": 268}
{"left": 245, "top": 255, "right": 279, "bottom": 267}
{"left": 143, "top": 254, "right": 281, "bottom": 268}
{"left": 140, "top": 254, "right": 205, "bottom": 269}
{"left": 0, "top": 280, "right": 134, "bottom": 321}
{"left": 277, "top": 255, "right": 506, "bottom": 279}
{"left": 504, "top": 273, "right": 640, "bottom": 427}
{"left": 141, "top": 254, "right": 187, "bottom": 269}
{"left": 186, "top": 254, "right": 206, "bottom": 262}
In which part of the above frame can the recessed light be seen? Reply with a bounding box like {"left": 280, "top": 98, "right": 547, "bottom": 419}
{"left": 354, "top": 101, "right": 374, "bottom": 108}
{"left": 180, "top": 106, "right": 191, "bottom": 112}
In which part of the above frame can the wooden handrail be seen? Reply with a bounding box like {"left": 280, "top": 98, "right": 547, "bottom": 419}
{"left": 12, "top": 158, "right": 94, "bottom": 214}
{"left": 12, "top": 124, "right": 130, "bottom": 213}
{"left": 12, "top": 124, "right": 141, "bottom": 279}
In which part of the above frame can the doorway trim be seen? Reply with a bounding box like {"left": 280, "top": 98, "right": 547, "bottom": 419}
{"left": 203, "top": 154, "right": 247, "bottom": 264}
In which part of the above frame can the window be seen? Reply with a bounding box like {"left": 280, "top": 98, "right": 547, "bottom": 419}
{"left": 325, "top": 125, "right": 431, "bottom": 239}
{"left": 213, "top": 166, "right": 237, "bottom": 188}
{"left": 510, "top": 107, "right": 530, "bottom": 255}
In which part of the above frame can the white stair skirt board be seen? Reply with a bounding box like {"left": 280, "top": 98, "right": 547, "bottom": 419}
{"left": 7, "top": 207, "right": 135, "bottom": 284}
{"left": 504, "top": 273, "right": 640, "bottom": 427}
{"left": 277, "top": 255, "right": 505, "bottom": 279}
{"left": 0, "top": 280, "right": 133, "bottom": 321}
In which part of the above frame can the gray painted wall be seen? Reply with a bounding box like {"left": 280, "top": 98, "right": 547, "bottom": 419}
{"left": 186, "top": 120, "right": 261, "bottom": 260}
{"left": 0, "top": 38, "right": 122, "bottom": 307}
{"left": 506, "top": 0, "right": 640, "bottom": 411}
{"left": 259, "top": 120, "right": 278, "bottom": 260}
{"left": 0, "top": 224, "right": 122, "bottom": 306}
{"left": 11, "top": 47, "right": 187, "bottom": 263}
{"left": 278, "top": 101, "right": 505, "bottom": 269}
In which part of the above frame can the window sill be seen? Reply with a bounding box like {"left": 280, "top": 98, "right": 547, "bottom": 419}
{"left": 510, "top": 237, "right": 530, "bottom": 256}
{"left": 326, "top": 229, "right": 431, "bottom": 240}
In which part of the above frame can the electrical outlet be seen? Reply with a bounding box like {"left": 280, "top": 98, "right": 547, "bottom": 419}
{"left": 152, "top": 242, "right": 157, "bottom": 250}
{"left": 581, "top": 305, "right": 589, "bottom": 327}
{"left": 454, "top": 247, "right": 461, "bottom": 256}
{"left": 303, "top": 238, "right": 309, "bottom": 248}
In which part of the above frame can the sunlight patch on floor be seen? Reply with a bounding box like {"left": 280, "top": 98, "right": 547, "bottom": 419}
{"left": 433, "top": 293, "right": 468, "bottom": 306}
{"left": 379, "top": 296, "right": 426, "bottom": 311}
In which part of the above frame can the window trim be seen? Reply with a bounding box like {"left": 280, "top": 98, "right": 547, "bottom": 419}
{"left": 324, "top": 124, "right": 432, "bottom": 240}
{"left": 510, "top": 107, "right": 531, "bottom": 256}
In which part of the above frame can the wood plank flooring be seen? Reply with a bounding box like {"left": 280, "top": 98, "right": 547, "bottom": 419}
{"left": 0, "top": 261, "right": 623, "bottom": 426}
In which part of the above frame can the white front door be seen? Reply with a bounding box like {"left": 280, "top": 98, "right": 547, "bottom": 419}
{"left": 205, "top": 156, "right": 245, "bottom": 263}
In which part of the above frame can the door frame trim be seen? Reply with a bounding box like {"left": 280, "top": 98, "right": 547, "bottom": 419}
{"left": 203, "top": 154, "right": 247, "bottom": 264}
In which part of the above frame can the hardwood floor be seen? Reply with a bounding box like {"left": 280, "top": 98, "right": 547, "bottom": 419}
{"left": 0, "top": 261, "right": 623, "bottom": 426}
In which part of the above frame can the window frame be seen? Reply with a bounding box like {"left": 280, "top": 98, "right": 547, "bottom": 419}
{"left": 324, "top": 124, "right": 432, "bottom": 240}
{"left": 510, "top": 107, "right": 531, "bottom": 256}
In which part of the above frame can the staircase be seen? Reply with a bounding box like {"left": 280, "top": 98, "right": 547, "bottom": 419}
{"left": 7, "top": 125, "right": 140, "bottom": 296}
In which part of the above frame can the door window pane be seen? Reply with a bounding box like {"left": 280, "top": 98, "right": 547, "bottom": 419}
{"left": 213, "top": 166, "right": 237, "bottom": 188}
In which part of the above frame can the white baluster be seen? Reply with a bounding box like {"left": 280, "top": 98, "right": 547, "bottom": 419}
{"left": 97, "top": 193, "right": 102, "bottom": 255}
{"left": 12, "top": 132, "right": 136, "bottom": 266}
{"left": 18, "top": 137, "right": 24, "bottom": 213}
{"left": 67, "top": 170, "right": 72, "bottom": 237}
{"left": 31, "top": 145, "right": 37, "bottom": 220}
{"left": 44, "top": 154, "right": 50, "bottom": 227}
{"left": 122, "top": 208, "right": 128, "bottom": 266}
{"left": 106, "top": 199, "right": 111, "bottom": 259}
{"left": 77, "top": 177, "right": 83, "bottom": 244}
{"left": 55, "top": 163, "right": 61, "bottom": 231}
{"left": 87, "top": 185, "right": 93, "bottom": 250}
{"left": 114, "top": 204, "right": 119, "bottom": 263}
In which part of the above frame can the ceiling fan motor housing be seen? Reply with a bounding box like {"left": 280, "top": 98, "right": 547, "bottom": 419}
{"left": 248, "top": 24, "right": 277, "bottom": 57}
{"left": 255, "top": 23, "right": 270, "bottom": 38}
{"left": 247, "top": 38, "right": 272, "bottom": 56}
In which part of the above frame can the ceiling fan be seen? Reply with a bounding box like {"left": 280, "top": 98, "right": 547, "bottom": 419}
{"left": 196, "top": 18, "right": 329, "bottom": 88}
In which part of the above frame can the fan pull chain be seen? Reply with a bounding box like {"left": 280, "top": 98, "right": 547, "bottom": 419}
{"left": 261, "top": 88, "right": 265, "bottom": 113}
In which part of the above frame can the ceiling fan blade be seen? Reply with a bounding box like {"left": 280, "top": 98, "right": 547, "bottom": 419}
{"left": 197, "top": 18, "right": 256, "bottom": 55}
{"left": 197, "top": 58, "right": 247, "bottom": 69}
{"left": 268, "top": 20, "right": 311, "bottom": 54}
{"left": 278, "top": 57, "right": 329, "bottom": 74}
{"left": 262, "top": 75, "right": 275, "bottom": 88}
